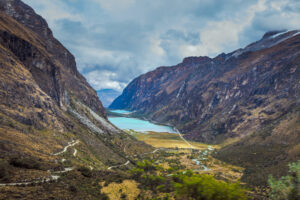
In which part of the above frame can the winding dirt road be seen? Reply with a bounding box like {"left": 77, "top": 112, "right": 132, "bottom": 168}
{"left": 53, "top": 140, "right": 79, "bottom": 156}
{"left": 0, "top": 140, "right": 80, "bottom": 187}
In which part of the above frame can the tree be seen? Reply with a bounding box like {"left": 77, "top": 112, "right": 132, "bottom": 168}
{"left": 268, "top": 160, "right": 300, "bottom": 200}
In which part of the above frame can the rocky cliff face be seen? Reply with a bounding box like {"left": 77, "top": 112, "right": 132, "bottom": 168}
{"left": 0, "top": 0, "right": 151, "bottom": 180}
{"left": 0, "top": 0, "right": 105, "bottom": 119}
{"left": 111, "top": 30, "right": 300, "bottom": 143}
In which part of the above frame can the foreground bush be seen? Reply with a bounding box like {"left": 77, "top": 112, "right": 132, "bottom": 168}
{"left": 174, "top": 173, "right": 246, "bottom": 200}
{"left": 9, "top": 156, "right": 41, "bottom": 169}
{"left": 268, "top": 160, "right": 300, "bottom": 200}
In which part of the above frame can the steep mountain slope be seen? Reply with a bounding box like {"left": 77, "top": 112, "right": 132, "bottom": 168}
{"left": 111, "top": 30, "right": 300, "bottom": 143}
{"left": 110, "top": 30, "right": 300, "bottom": 184}
{"left": 0, "top": 0, "right": 152, "bottom": 187}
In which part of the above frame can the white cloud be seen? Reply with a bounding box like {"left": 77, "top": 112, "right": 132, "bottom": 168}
{"left": 23, "top": 0, "right": 82, "bottom": 27}
{"left": 179, "top": 21, "right": 243, "bottom": 57}
{"left": 85, "top": 70, "right": 127, "bottom": 91}
{"left": 23, "top": 0, "right": 300, "bottom": 92}
{"left": 92, "top": 0, "right": 136, "bottom": 13}
{"left": 179, "top": 0, "right": 268, "bottom": 57}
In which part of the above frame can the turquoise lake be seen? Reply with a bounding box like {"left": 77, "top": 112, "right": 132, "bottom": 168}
{"left": 109, "top": 109, "right": 132, "bottom": 114}
{"left": 108, "top": 110, "right": 177, "bottom": 133}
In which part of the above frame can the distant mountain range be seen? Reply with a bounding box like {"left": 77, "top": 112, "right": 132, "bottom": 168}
{"left": 110, "top": 30, "right": 300, "bottom": 185}
{"left": 97, "top": 89, "right": 121, "bottom": 107}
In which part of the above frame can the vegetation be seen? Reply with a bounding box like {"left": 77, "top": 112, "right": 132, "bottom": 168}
{"left": 173, "top": 172, "right": 246, "bottom": 200}
{"left": 125, "top": 130, "right": 217, "bottom": 149}
{"left": 9, "top": 156, "right": 41, "bottom": 170}
{"left": 78, "top": 166, "right": 93, "bottom": 177}
{"left": 0, "top": 159, "right": 10, "bottom": 181}
{"left": 268, "top": 160, "right": 300, "bottom": 200}
{"left": 101, "top": 180, "right": 140, "bottom": 200}
{"left": 128, "top": 160, "right": 247, "bottom": 199}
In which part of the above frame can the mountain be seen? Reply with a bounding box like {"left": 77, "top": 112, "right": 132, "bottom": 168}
{"left": 97, "top": 89, "right": 121, "bottom": 107}
{"left": 110, "top": 30, "right": 300, "bottom": 185}
{"left": 0, "top": 0, "right": 151, "bottom": 197}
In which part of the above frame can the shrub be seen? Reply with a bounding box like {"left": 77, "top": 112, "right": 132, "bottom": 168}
{"left": 78, "top": 166, "right": 92, "bottom": 178}
{"left": 141, "top": 175, "right": 166, "bottom": 191}
{"left": 9, "top": 156, "right": 41, "bottom": 169}
{"left": 136, "top": 160, "right": 157, "bottom": 172}
{"left": 120, "top": 193, "right": 127, "bottom": 199}
{"left": 69, "top": 184, "right": 78, "bottom": 193}
{"left": 129, "top": 167, "right": 144, "bottom": 179}
{"left": 167, "top": 167, "right": 175, "bottom": 173}
{"left": 174, "top": 173, "right": 246, "bottom": 200}
{"left": 0, "top": 160, "right": 10, "bottom": 181}
{"left": 268, "top": 160, "right": 300, "bottom": 200}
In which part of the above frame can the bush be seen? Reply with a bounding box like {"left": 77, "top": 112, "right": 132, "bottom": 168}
{"left": 141, "top": 175, "right": 166, "bottom": 191}
{"left": 268, "top": 160, "right": 300, "bottom": 200}
{"left": 69, "top": 184, "right": 78, "bottom": 193}
{"left": 129, "top": 168, "right": 144, "bottom": 179}
{"left": 120, "top": 193, "right": 127, "bottom": 199}
{"left": 174, "top": 173, "right": 246, "bottom": 200}
{"left": 0, "top": 160, "right": 10, "bottom": 181}
{"left": 9, "top": 156, "right": 41, "bottom": 169}
{"left": 78, "top": 166, "right": 93, "bottom": 178}
{"left": 136, "top": 160, "right": 157, "bottom": 172}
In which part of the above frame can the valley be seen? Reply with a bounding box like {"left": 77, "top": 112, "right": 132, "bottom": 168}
{"left": 102, "top": 110, "right": 249, "bottom": 199}
{"left": 0, "top": 0, "right": 299, "bottom": 199}
{"left": 110, "top": 29, "right": 300, "bottom": 188}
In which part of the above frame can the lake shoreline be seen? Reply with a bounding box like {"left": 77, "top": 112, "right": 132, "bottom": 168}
{"left": 107, "top": 109, "right": 179, "bottom": 133}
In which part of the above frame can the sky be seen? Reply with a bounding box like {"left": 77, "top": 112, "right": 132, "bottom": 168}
{"left": 23, "top": 0, "right": 300, "bottom": 92}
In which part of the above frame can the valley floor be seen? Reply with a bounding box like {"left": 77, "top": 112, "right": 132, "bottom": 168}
{"left": 124, "top": 130, "right": 245, "bottom": 182}
{"left": 97, "top": 130, "right": 261, "bottom": 199}
{"left": 0, "top": 128, "right": 267, "bottom": 199}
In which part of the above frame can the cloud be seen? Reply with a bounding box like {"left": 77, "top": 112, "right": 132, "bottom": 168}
{"left": 251, "top": 0, "right": 300, "bottom": 31}
{"left": 23, "top": 0, "right": 300, "bottom": 92}
{"left": 84, "top": 70, "right": 127, "bottom": 91}
{"left": 92, "top": 0, "right": 136, "bottom": 13}
{"left": 22, "top": 0, "right": 82, "bottom": 27}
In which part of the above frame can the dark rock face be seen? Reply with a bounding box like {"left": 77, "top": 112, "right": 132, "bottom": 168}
{"left": 111, "top": 30, "right": 300, "bottom": 144}
{"left": 0, "top": 0, "right": 106, "bottom": 130}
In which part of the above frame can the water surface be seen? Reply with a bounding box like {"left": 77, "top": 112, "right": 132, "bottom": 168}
{"left": 108, "top": 110, "right": 177, "bottom": 133}
{"left": 109, "top": 109, "right": 132, "bottom": 114}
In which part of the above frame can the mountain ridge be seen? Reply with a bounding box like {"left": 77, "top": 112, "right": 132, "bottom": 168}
{"left": 110, "top": 30, "right": 300, "bottom": 185}
{"left": 110, "top": 29, "right": 300, "bottom": 143}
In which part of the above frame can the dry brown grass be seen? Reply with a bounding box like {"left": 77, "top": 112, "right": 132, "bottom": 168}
{"left": 100, "top": 180, "right": 140, "bottom": 200}
{"left": 127, "top": 130, "right": 217, "bottom": 149}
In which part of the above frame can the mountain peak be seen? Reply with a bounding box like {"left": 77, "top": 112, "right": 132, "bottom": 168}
{"left": 1, "top": 0, "right": 53, "bottom": 39}
{"left": 262, "top": 30, "right": 288, "bottom": 39}
{"left": 182, "top": 56, "right": 211, "bottom": 65}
